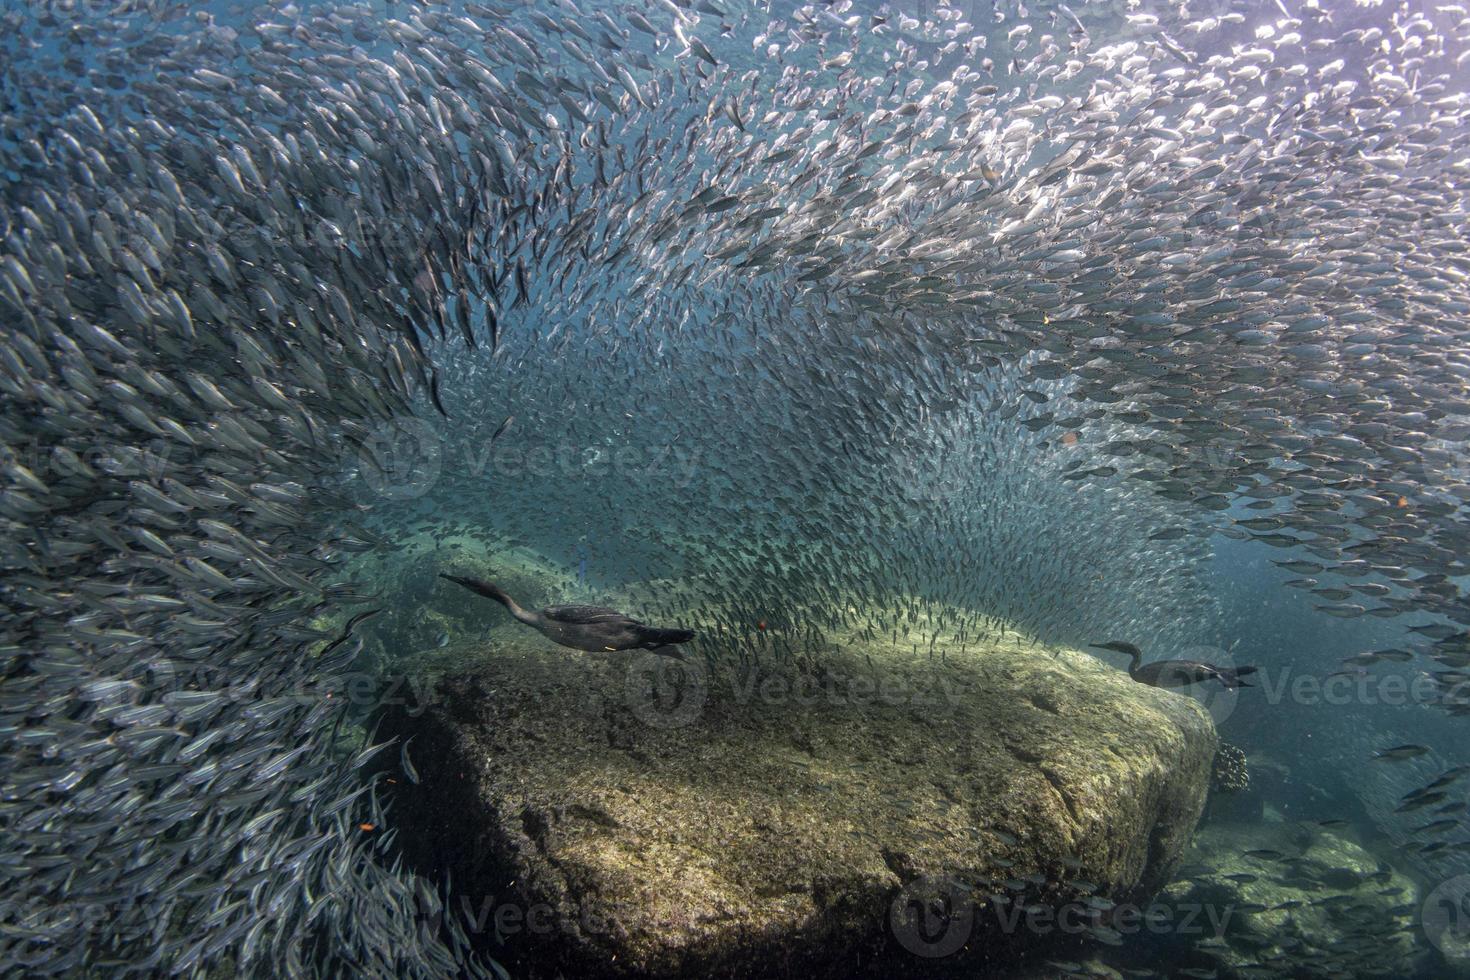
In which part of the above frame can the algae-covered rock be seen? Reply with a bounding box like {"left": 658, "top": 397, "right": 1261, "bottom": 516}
{"left": 378, "top": 630, "right": 1215, "bottom": 979}
{"left": 1429, "top": 901, "right": 1470, "bottom": 980}
{"left": 1158, "top": 822, "right": 1423, "bottom": 977}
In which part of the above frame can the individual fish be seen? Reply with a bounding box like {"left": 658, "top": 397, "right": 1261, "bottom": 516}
{"left": 1375, "top": 745, "right": 1431, "bottom": 762}
{"left": 429, "top": 368, "right": 449, "bottom": 418}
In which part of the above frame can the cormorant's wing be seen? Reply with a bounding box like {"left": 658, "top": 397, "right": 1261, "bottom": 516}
{"left": 541, "top": 605, "right": 630, "bottom": 624}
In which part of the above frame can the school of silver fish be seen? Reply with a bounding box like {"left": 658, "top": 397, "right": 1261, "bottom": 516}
{"left": 3, "top": 0, "right": 1470, "bottom": 975}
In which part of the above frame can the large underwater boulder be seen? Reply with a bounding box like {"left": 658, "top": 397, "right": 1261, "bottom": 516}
{"left": 379, "top": 632, "right": 1216, "bottom": 978}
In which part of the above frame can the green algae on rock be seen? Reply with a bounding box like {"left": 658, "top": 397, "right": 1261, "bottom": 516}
{"left": 377, "top": 632, "right": 1216, "bottom": 978}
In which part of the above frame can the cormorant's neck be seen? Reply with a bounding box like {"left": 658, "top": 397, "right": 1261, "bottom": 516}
{"left": 1127, "top": 649, "right": 1142, "bottom": 675}
{"left": 484, "top": 584, "right": 537, "bottom": 625}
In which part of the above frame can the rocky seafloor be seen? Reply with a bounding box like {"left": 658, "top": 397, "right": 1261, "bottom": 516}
{"left": 348, "top": 541, "right": 1220, "bottom": 978}
{"left": 1153, "top": 821, "right": 1429, "bottom": 978}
